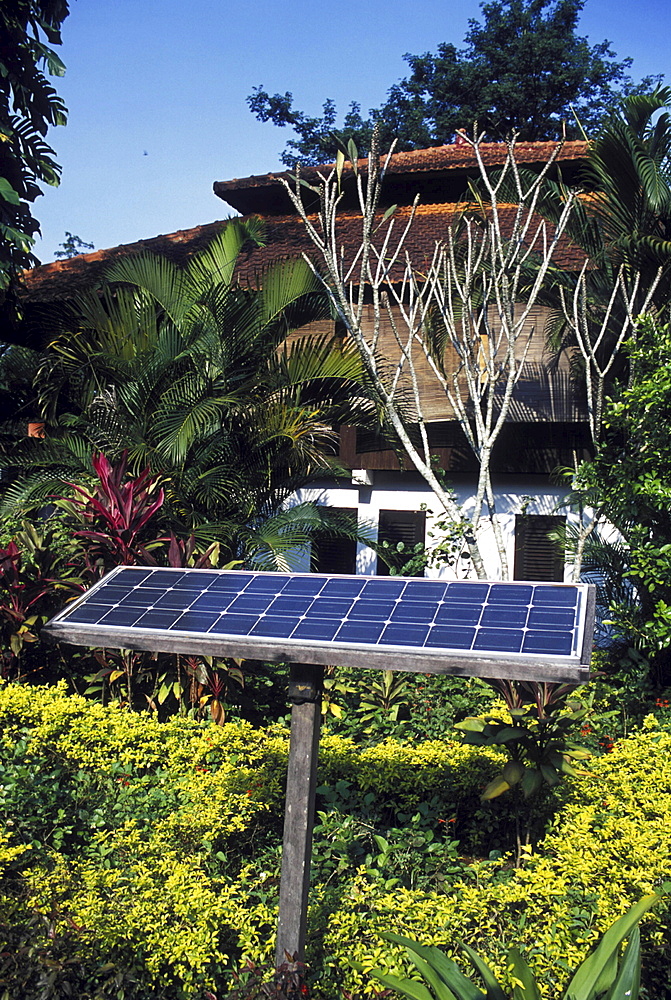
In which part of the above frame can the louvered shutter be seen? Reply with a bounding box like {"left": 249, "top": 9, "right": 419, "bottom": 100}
{"left": 313, "top": 508, "right": 358, "bottom": 575}
{"left": 514, "top": 514, "right": 565, "bottom": 581}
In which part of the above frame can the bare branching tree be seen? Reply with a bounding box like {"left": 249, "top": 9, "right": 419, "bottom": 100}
{"left": 282, "top": 128, "right": 579, "bottom": 579}
{"left": 559, "top": 261, "right": 662, "bottom": 445}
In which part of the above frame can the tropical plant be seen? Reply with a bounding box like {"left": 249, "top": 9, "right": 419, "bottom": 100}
{"left": 0, "top": 0, "right": 69, "bottom": 295}
{"left": 455, "top": 681, "right": 590, "bottom": 801}
{"left": 1, "top": 219, "right": 378, "bottom": 568}
{"left": 362, "top": 894, "right": 660, "bottom": 1000}
{"left": 570, "top": 318, "right": 671, "bottom": 685}
{"left": 61, "top": 450, "right": 166, "bottom": 574}
{"left": 0, "top": 518, "right": 81, "bottom": 679}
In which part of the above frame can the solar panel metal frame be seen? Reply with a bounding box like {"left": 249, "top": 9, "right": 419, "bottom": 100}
{"left": 43, "top": 567, "right": 596, "bottom": 684}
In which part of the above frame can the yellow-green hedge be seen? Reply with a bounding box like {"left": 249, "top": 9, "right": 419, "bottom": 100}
{"left": 3, "top": 682, "right": 670, "bottom": 998}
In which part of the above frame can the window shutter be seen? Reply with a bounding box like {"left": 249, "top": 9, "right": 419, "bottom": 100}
{"left": 514, "top": 514, "right": 565, "bottom": 582}
{"left": 313, "top": 508, "right": 358, "bottom": 575}
{"left": 376, "top": 510, "right": 426, "bottom": 576}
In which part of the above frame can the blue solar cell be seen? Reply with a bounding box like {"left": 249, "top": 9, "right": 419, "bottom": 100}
{"left": 380, "top": 623, "right": 430, "bottom": 645}
{"left": 190, "top": 592, "right": 233, "bottom": 612}
{"left": 403, "top": 581, "right": 447, "bottom": 601}
{"left": 306, "top": 597, "right": 353, "bottom": 618}
{"left": 435, "top": 603, "right": 482, "bottom": 625}
{"left": 119, "top": 587, "right": 168, "bottom": 606}
{"left": 425, "top": 625, "right": 476, "bottom": 649}
{"left": 322, "top": 578, "right": 366, "bottom": 597}
{"left": 175, "top": 611, "right": 222, "bottom": 631}
{"left": 445, "top": 583, "right": 490, "bottom": 602}
{"left": 527, "top": 607, "right": 575, "bottom": 629}
{"left": 227, "top": 595, "right": 275, "bottom": 615}
{"left": 93, "top": 586, "right": 132, "bottom": 604}
{"left": 114, "top": 568, "right": 152, "bottom": 584}
{"left": 209, "top": 574, "right": 254, "bottom": 591}
{"left": 135, "top": 609, "right": 184, "bottom": 628}
{"left": 154, "top": 591, "right": 196, "bottom": 610}
{"left": 283, "top": 577, "right": 326, "bottom": 596}
{"left": 211, "top": 614, "right": 258, "bottom": 634}
{"left": 480, "top": 607, "right": 529, "bottom": 628}
{"left": 474, "top": 628, "right": 524, "bottom": 652}
{"left": 292, "top": 618, "right": 341, "bottom": 641}
{"left": 532, "top": 587, "right": 577, "bottom": 607}
{"left": 99, "top": 607, "right": 145, "bottom": 626}
{"left": 267, "top": 596, "right": 313, "bottom": 616}
{"left": 522, "top": 631, "right": 574, "bottom": 655}
{"left": 140, "top": 571, "right": 185, "bottom": 587}
{"left": 173, "top": 573, "right": 220, "bottom": 590}
{"left": 335, "top": 620, "right": 385, "bottom": 642}
{"left": 361, "top": 579, "right": 405, "bottom": 599}
{"left": 391, "top": 602, "right": 436, "bottom": 623}
{"left": 252, "top": 616, "right": 301, "bottom": 637}
{"left": 348, "top": 599, "right": 396, "bottom": 620}
{"left": 489, "top": 584, "right": 533, "bottom": 605}
{"left": 67, "top": 602, "right": 115, "bottom": 623}
{"left": 245, "top": 576, "right": 285, "bottom": 593}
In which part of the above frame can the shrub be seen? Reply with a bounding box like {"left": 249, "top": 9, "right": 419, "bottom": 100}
{"left": 3, "top": 682, "right": 670, "bottom": 998}
{"left": 0, "top": 682, "right": 506, "bottom": 998}
{"left": 320, "top": 723, "right": 671, "bottom": 998}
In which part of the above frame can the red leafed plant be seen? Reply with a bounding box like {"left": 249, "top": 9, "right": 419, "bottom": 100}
{"left": 66, "top": 451, "right": 166, "bottom": 573}
{"left": 0, "top": 523, "right": 83, "bottom": 677}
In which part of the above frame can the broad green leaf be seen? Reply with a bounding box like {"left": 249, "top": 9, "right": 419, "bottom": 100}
{"left": 564, "top": 895, "right": 658, "bottom": 1000}
{"left": 520, "top": 768, "right": 543, "bottom": 798}
{"left": 605, "top": 926, "right": 641, "bottom": 1000}
{"left": 480, "top": 775, "right": 511, "bottom": 800}
{"left": 454, "top": 718, "right": 486, "bottom": 732}
{"left": 459, "top": 943, "right": 507, "bottom": 1000}
{"left": 367, "top": 971, "right": 435, "bottom": 1000}
{"left": 502, "top": 761, "right": 525, "bottom": 786}
{"left": 381, "top": 933, "right": 485, "bottom": 1000}
{"left": 0, "top": 178, "right": 20, "bottom": 205}
{"left": 492, "top": 727, "right": 526, "bottom": 744}
{"left": 507, "top": 948, "right": 541, "bottom": 1000}
{"left": 407, "top": 952, "right": 460, "bottom": 1000}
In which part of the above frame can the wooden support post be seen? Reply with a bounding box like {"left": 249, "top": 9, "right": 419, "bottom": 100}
{"left": 275, "top": 663, "right": 323, "bottom": 966}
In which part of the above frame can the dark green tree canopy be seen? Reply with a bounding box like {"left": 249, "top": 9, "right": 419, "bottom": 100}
{"left": 249, "top": 0, "right": 661, "bottom": 166}
{"left": 0, "top": 0, "right": 69, "bottom": 292}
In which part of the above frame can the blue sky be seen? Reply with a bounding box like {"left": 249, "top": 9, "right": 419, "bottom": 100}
{"left": 34, "top": 0, "right": 671, "bottom": 262}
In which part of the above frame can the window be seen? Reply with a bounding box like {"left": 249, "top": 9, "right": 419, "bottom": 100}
{"left": 376, "top": 509, "right": 426, "bottom": 576}
{"left": 313, "top": 508, "right": 358, "bottom": 575}
{"left": 514, "top": 514, "right": 565, "bottom": 581}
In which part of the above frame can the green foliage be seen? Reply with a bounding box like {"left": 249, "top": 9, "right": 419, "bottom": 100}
{"left": 0, "top": 0, "right": 69, "bottom": 292}
{"left": 3, "top": 222, "right": 379, "bottom": 570}
{"left": 577, "top": 318, "right": 671, "bottom": 683}
{"left": 53, "top": 231, "right": 94, "bottom": 259}
{"left": 322, "top": 724, "right": 671, "bottom": 997}
{"left": 0, "top": 680, "right": 513, "bottom": 997}
{"left": 363, "top": 894, "right": 659, "bottom": 1000}
{"left": 3, "top": 683, "right": 671, "bottom": 998}
{"left": 225, "top": 955, "right": 311, "bottom": 1000}
{"left": 454, "top": 684, "right": 591, "bottom": 801}
{"left": 248, "top": 0, "right": 656, "bottom": 165}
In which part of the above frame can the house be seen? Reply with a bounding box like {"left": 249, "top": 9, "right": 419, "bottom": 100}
{"left": 20, "top": 140, "right": 592, "bottom": 583}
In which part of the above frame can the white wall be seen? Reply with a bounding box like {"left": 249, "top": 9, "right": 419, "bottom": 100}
{"left": 292, "top": 474, "right": 579, "bottom": 581}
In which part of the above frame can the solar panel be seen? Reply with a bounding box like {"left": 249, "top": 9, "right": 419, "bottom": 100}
{"left": 43, "top": 567, "right": 595, "bottom": 683}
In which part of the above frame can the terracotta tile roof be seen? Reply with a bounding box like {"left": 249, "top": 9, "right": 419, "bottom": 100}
{"left": 21, "top": 202, "right": 587, "bottom": 306}
{"left": 214, "top": 140, "right": 588, "bottom": 213}
{"left": 21, "top": 219, "right": 234, "bottom": 302}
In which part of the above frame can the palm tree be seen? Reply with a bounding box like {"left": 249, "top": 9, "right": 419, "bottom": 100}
{"left": 2, "top": 219, "right": 378, "bottom": 567}
{"left": 580, "top": 86, "right": 671, "bottom": 290}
